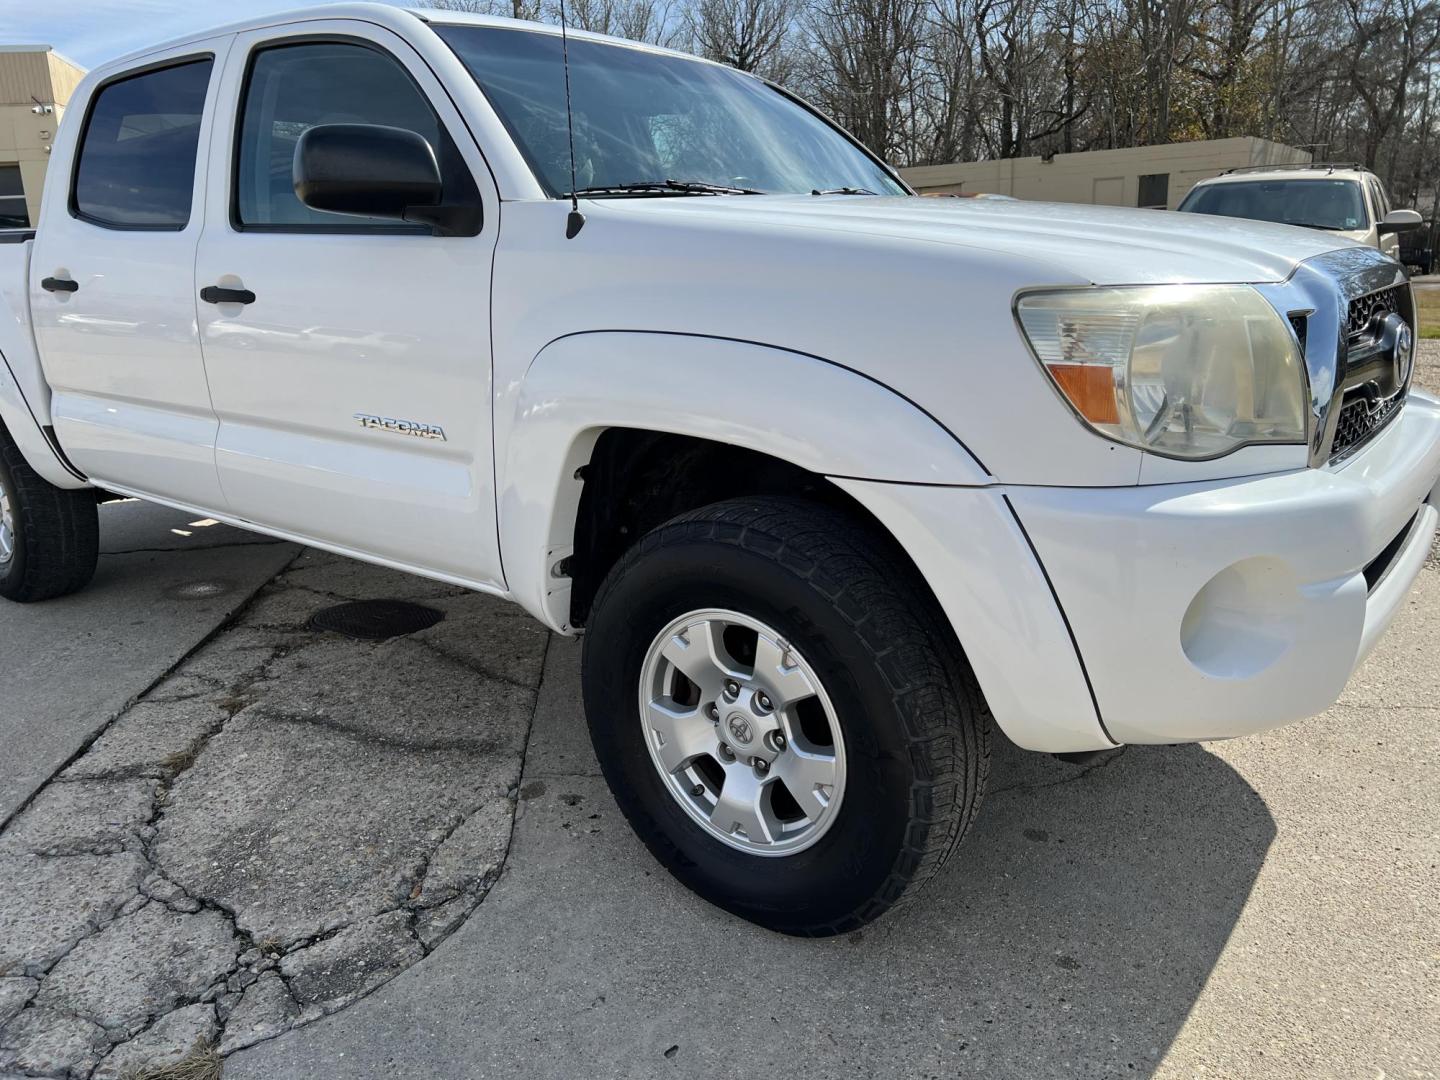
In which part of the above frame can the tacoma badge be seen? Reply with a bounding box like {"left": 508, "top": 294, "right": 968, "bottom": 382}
{"left": 354, "top": 413, "right": 446, "bottom": 441}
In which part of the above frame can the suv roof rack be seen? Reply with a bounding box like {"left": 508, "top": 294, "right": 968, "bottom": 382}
{"left": 1220, "top": 162, "right": 1365, "bottom": 176}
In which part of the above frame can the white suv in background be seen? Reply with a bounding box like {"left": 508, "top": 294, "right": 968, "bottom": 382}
{"left": 1178, "top": 163, "right": 1423, "bottom": 261}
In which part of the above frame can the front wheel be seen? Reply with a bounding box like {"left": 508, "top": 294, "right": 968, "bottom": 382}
{"left": 0, "top": 425, "right": 98, "bottom": 602}
{"left": 582, "top": 496, "right": 990, "bottom": 935}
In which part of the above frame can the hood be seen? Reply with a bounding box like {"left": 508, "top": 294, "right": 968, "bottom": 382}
{"left": 595, "top": 194, "right": 1360, "bottom": 286}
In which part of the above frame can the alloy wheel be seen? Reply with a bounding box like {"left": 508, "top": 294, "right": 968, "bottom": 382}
{"left": 637, "top": 608, "right": 846, "bottom": 856}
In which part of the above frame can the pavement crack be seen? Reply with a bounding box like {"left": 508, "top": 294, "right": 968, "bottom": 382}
{"left": 4, "top": 553, "right": 549, "bottom": 1075}
{"left": 990, "top": 746, "right": 1129, "bottom": 796}
{"left": 0, "top": 548, "right": 307, "bottom": 836}
{"left": 462, "top": 634, "right": 554, "bottom": 904}
{"left": 100, "top": 540, "right": 289, "bottom": 556}
{"left": 244, "top": 706, "right": 500, "bottom": 756}
{"left": 407, "top": 635, "right": 545, "bottom": 692}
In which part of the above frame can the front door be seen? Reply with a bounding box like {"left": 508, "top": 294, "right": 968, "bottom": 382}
{"left": 194, "top": 24, "right": 502, "bottom": 587}
{"left": 30, "top": 47, "right": 229, "bottom": 508}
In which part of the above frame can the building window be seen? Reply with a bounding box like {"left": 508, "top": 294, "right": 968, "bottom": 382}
{"left": 0, "top": 164, "right": 28, "bottom": 228}
{"left": 1137, "top": 173, "right": 1169, "bottom": 209}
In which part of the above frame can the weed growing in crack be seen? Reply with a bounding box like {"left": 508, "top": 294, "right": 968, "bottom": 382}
{"left": 215, "top": 694, "right": 252, "bottom": 716}
{"left": 159, "top": 746, "right": 201, "bottom": 775}
{"left": 119, "top": 1038, "right": 222, "bottom": 1080}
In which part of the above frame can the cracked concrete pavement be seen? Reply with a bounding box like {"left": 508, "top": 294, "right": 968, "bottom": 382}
{"left": 1, "top": 548, "right": 548, "bottom": 1077}
{"left": 1, "top": 343, "right": 1438, "bottom": 1078}
{"left": 226, "top": 593, "right": 1440, "bottom": 1080}
{"left": 0, "top": 500, "right": 298, "bottom": 822}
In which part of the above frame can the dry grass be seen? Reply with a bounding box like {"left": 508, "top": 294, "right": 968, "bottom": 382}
{"left": 1416, "top": 339, "right": 1440, "bottom": 397}
{"left": 257, "top": 935, "right": 284, "bottom": 957}
{"left": 158, "top": 745, "right": 201, "bottom": 775}
{"left": 119, "top": 1039, "right": 222, "bottom": 1080}
{"left": 1416, "top": 287, "right": 1440, "bottom": 339}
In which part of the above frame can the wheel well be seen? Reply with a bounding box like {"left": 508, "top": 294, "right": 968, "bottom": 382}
{"left": 568, "top": 429, "right": 894, "bottom": 628}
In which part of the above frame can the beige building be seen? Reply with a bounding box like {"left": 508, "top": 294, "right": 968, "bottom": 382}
{"left": 1, "top": 45, "right": 87, "bottom": 228}
{"left": 899, "top": 136, "right": 1311, "bottom": 210}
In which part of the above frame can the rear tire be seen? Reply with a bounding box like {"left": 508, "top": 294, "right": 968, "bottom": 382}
{"left": 582, "top": 495, "right": 990, "bottom": 936}
{"left": 0, "top": 425, "right": 98, "bottom": 602}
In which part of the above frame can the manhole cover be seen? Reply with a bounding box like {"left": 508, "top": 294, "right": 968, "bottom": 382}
{"left": 308, "top": 599, "right": 444, "bottom": 640}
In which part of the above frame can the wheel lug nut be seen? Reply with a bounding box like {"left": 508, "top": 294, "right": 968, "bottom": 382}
{"left": 755, "top": 692, "right": 773, "bottom": 713}
{"left": 723, "top": 680, "right": 741, "bottom": 699}
{"left": 705, "top": 702, "right": 720, "bottom": 721}
{"left": 718, "top": 744, "right": 735, "bottom": 761}
{"left": 765, "top": 731, "right": 786, "bottom": 753}
{"left": 752, "top": 757, "right": 769, "bottom": 773}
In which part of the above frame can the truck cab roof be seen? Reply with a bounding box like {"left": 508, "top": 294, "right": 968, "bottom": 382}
{"left": 100, "top": 3, "right": 704, "bottom": 74}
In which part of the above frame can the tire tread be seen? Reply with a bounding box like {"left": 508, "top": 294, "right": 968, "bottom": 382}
{"left": 0, "top": 424, "right": 98, "bottom": 603}
{"left": 589, "top": 495, "right": 991, "bottom": 935}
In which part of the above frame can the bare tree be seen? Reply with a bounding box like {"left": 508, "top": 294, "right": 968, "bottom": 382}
{"left": 805, "top": 0, "right": 929, "bottom": 158}
{"left": 1342, "top": 0, "right": 1440, "bottom": 168}
{"left": 555, "top": 0, "right": 685, "bottom": 43}
{"left": 427, "top": 0, "right": 544, "bottom": 20}
{"left": 1186, "top": 0, "right": 1274, "bottom": 138}
{"left": 685, "top": 0, "right": 799, "bottom": 77}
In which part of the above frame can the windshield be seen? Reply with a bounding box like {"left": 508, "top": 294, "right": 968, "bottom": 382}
{"left": 1178, "top": 179, "right": 1367, "bottom": 231}
{"left": 435, "top": 25, "right": 906, "bottom": 198}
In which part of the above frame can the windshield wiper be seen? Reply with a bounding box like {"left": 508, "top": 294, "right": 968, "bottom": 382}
{"left": 811, "top": 186, "right": 879, "bottom": 195}
{"left": 1283, "top": 221, "right": 1345, "bottom": 231}
{"left": 567, "top": 179, "right": 764, "bottom": 197}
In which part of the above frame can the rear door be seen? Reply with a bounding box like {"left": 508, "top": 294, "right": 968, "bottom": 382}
{"left": 30, "top": 44, "right": 230, "bottom": 508}
{"left": 194, "top": 22, "right": 502, "bottom": 586}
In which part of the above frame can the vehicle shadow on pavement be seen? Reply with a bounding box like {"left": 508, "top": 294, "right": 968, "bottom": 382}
{"left": 875, "top": 734, "right": 1276, "bottom": 1076}
{"left": 228, "top": 639, "right": 1275, "bottom": 1080}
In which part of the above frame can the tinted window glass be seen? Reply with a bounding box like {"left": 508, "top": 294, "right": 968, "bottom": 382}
{"left": 1178, "top": 179, "right": 1366, "bottom": 231}
{"left": 436, "top": 26, "right": 905, "bottom": 198}
{"left": 73, "top": 59, "right": 212, "bottom": 228}
{"left": 236, "top": 42, "right": 475, "bottom": 229}
{"left": 0, "top": 164, "right": 27, "bottom": 228}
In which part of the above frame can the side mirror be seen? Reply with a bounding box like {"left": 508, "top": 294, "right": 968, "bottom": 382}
{"left": 293, "top": 124, "right": 479, "bottom": 236}
{"left": 1378, "top": 208, "right": 1423, "bottom": 235}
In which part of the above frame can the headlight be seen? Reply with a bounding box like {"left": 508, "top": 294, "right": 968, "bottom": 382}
{"left": 1016, "top": 285, "right": 1308, "bottom": 459}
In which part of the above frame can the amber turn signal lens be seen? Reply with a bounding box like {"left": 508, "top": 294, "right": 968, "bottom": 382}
{"left": 1047, "top": 363, "right": 1119, "bottom": 425}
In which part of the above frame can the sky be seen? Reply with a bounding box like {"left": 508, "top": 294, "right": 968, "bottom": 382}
{"left": 0, "top": 0, "right": 421, "bottom": 68}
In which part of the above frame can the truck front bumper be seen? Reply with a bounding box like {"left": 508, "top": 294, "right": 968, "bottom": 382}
{"left": 1008, "top": 391, "right": 1440, "bottom": 744}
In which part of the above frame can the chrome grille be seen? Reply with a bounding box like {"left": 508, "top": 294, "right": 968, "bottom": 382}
{"left": 1326, "top": 282, "right": 1412, "bottom": 463}
{"left": 1346, "top": 284, "right": 1406, "bottom": 346}
{"left": 1331, "top": 393, "right": 1404, "bottom": 463}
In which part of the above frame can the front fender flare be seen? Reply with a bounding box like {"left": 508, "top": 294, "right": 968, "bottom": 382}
{"left": 499, "top": 331, "right": 989, "bottom": 630}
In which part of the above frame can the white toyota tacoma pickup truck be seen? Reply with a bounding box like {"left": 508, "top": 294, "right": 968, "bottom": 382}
{"left": 3, "top": 5, "right": 1439, "bottom": 936}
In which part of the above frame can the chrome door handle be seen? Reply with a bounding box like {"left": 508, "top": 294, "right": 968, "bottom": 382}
{"left": 200, "top": 285, "right": 256, "bottom": 305}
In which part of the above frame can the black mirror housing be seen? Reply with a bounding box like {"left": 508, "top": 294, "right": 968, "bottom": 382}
{"left": 294, "top": 123, "right": 447, "bottom": 224}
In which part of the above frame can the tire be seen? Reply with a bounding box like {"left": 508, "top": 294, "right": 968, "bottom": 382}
{"left": 582, "top": 495, "right": 990, "bottom": 936}
{"left": 0, "top": 424, "right": 98, "bottom": 603}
